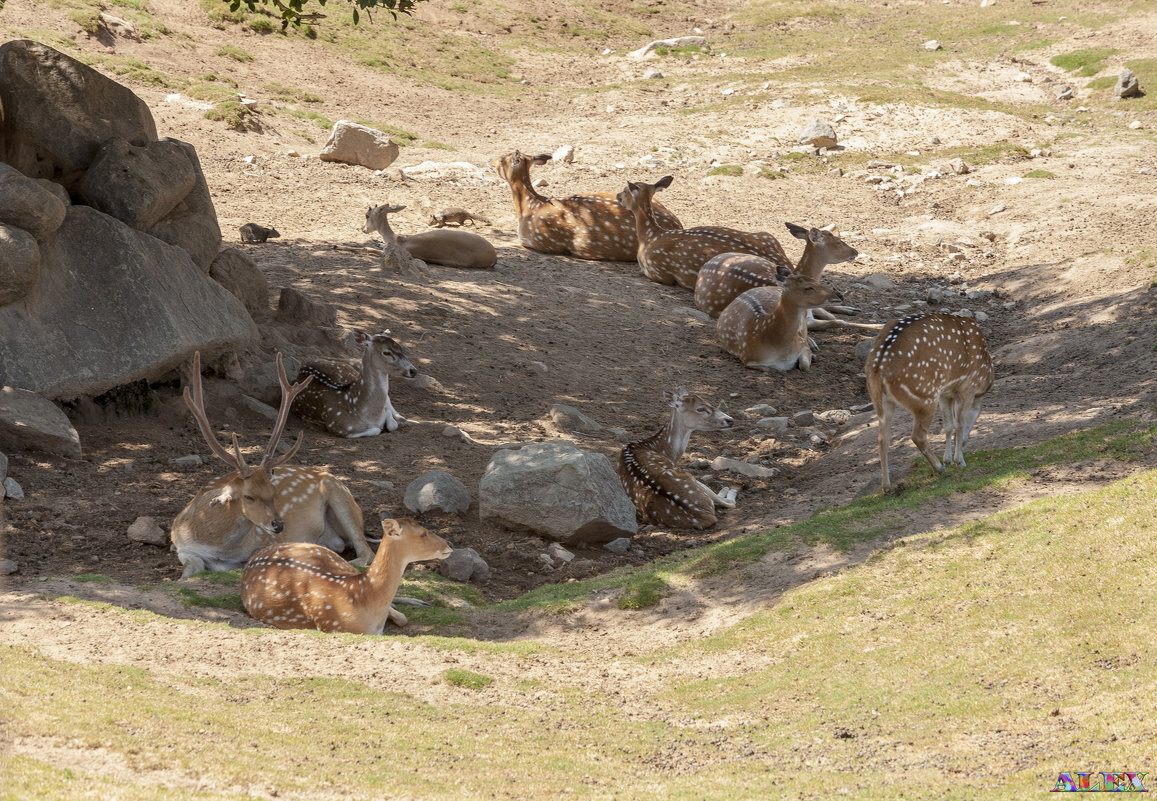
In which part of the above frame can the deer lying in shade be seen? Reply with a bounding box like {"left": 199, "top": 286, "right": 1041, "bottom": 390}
{"left": 716, "top": 275, "right": 841, "bottom": 371}
{"left": 170, "top": 352, "right": 374, "bottom": 579}
{"left": 364, "top": 203, "right": 497, "bottom": 269}
{"left": 291, "top": 330, "right": 417, "bottom": 438}
{"left": 618, "top": 388, "right": 737, "bottom": 530}
{"left": 241, "top": 517, "right": 452, "bottom": 633}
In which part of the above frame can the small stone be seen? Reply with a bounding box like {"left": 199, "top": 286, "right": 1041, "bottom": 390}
{"left": 798, "top": 119, "right": 837, "bottom": 149}
{"left": 547, "top": 543, "right": 574, "bottom": 563}
{"left": 169, "top": 454, "right": 202, "bottom": 468}
{"left": 745, "top": 404, "right": 776, "bottom": 416}
{"left": 438, "top": 547, "right": 490, "bottom": 582}
{"left": 966, "top": 289, "right": 993, "bottom": 300}
{"left": 816, "top": 409, "right": 852, "bottom": 426}
{"left": 1115, "top": 69, "right": 1141, "bottom": 99}
{"left": 974, "top": 310, "right": 989, "bottom": 322}
{"left": 1129, "top": 120, "right": 1144, "bottom": 130}
{"left": 604, "top": 537, "right": 632, "bottom": 554}
{"left": 1055, "top": 85, "right": 1073, "bottom": 101}
{"left": 688, "top": 459, "right": 710, "bottom": 470}
{"left": 4, "top": 477, "right": 24, "bottom": 499}
{"left": 792, "top": 409, "right": 815, "bottom": 427}
{"left": 411, "top": 374, "right": 443, "bottom": 391}
{"left": 988, "top": 204, "right": 1007, "bottom": 216}
{"left": 0, "top": 451, "right": 7, "bottom": 484}
{"left": 854, "top": 337, "right": 875, "bottom": 362}
{"left": 850, "top": 403, "right": 874, "bottom": 413}
{"left": 710, "top": 456, "right": 779, "bottom": 478}
{"left": 862, "top": 273, "right": 895, "bottom": 290}
{"left": 672, "top": 306, "right": 712, "bottom": 324}
{"left": 642, "top": 66, "right": 664, "bottom": 80}
{"left": 553, "top": 144, "right": 575, "bottom": 163}
{"left": 755, "top": 416, "right": 790, "bottom": 433}
{"left": 404, "top": 470, "right": 471, "bottom": 515}
{"left": 955, "top": 308, "right": 974, "bottom": 318}
{"left": 537, "top": 553, "right": 555, "bottom": 570}
{"left": 966, "top": 178, "right": 985, "bottom": 188}
{"left": 442, "top": 425, "right": 463, "bottom": 438}
{"left": 924, "top": 40, "right": 941, "bottom": 51}
{"left": 549, "top": 404, "right": 602, "bottom": 434}
{"left": 127, "top": 516, "right": 167, "bottom": 546}
{"left": 0, "top": 559, "right": 17, "bottom": 575}
{"left": 1003, "top": 301, "right": 1018, "bottom": 310}
{"left": 782, "top": 487, "right": 799, "bottom": 496}
{"left": 947, "top": 157, "right": 970, "bottom": 175}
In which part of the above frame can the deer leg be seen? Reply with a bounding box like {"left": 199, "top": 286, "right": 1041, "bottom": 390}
{"left": 387, "top": 605, "right": 408, "bottom": 627}
{"left": 383, "top": 395, "right": 401, "bottom": 432}
{"left": 877, "top": 400, "right": 895, "bottom": 492}
{"left": 939, "top": 396, "right": 960, "bottom": 468}
{"left": 177, "top": 552, "right": 207, "bottom": 580}
{"left": 957, "top": 398, "right": 984, "bottom": 467}
{"left": 911, "top": 405, "right": 946, "bottom": 477}
{"left": 325, "top": 495, "right": 375, "bottom": 564}
{"left": 693, "top": 478, "right": 736, "bottom": 509}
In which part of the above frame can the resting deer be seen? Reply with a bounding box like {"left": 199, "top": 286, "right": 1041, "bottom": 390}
{"left": 618, "top": 177, "right": 792, "bottom": 289}
{"left": 619, "top": 388, "right": 737, "bottom": 530}
{"left": 865, "top": 313, "right": 994, "bottom": 493}
{"left": 716, "top": 275, "right": 839, "bottom": 371}
{"left": 292, "top": 331, "right": 416, "bottom": 438}
{"left": 490, "top": 150, "right": 682, "bottom": 262}
{"left": 694, "top": 223, "right": 862, "bottom": 319}
{"left": 170, "top": 352, "right": 374, "bottom": 579}
{"left": 364, "top": 203, "right": 497, "bottom": 269}
{"left": 241, "top": 517, "right": 452, "bottom": 633}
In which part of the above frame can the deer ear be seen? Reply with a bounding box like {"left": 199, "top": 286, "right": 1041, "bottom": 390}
{"left": 808, "top": 227, "right": 824, "bottom": 245}
{"left": 786, "top": 222, "right": 808, "bottom": 240}
{"left": 655, "top": 175, "right": 674, "bottom": 191}
{"left": 532, "top": 153, "right": 552, "bottom": 165}
{"left": 716, "top": 400, "right": 728, "bottom": 413}
{"left": 380, "top": 518, "right": 404, "bottom": 539}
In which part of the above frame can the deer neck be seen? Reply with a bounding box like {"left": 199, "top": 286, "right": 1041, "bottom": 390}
{"left": 362, "top": 537, "right": 411, "bottom": 606}
{"left": 764, "top": 292, "right": 810, "bottom": 345}
{"left": 795, "top": 243, "right": 827, "bottom": 280}
{"left": 358, "top": 350, "right": 391, "bottom": 407}
{"left": 510, "top": 177, "right": 546, "bottom": 218}
{"left": 630, "top": 200, "right": 663, "bottom": 247}
{"left": 643, "top": 414, "right": 693, "bottom": 462}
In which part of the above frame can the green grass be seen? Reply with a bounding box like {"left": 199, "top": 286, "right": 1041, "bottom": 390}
{"left": 184, "top": 82, "right": 240, "bottom": 104}
{"left": 423, "top": 140, "right": 455, "bottom": 150}
{"left": 1023, "top": 169, "right": 1056, "bottom": 178}
{"left": 70, "top": 573, "right": 114, "bottom": 583}
{"left": 171, "top": 587, "right": 245, "bottom": 612}
{"left": 215, "top": 44, "right": 254, "bottom": 62}
{"left": 707, "top": 164, "right": 743, "bottom": 177}
{"left": 355, "top": 120, "right": 419, "bottom": 143}
{"left": 441, "top": 668, "right": 494, "bottom": 690}
{"left": 204, "top": 101, "right": 255, "bottom": 130}
{"left": 1051, "top": 47, "right": 1119, "bottom": 76}
{"left": 83, "top": 54, "right": 184, "bottom": 88}
{"left": 264, "top": 82, "right": 323, "bottom": 103}
{"left": 283, "top": 108, "right": 333, "bottom": 131}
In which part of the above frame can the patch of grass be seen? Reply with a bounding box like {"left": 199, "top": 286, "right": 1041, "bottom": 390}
{"left": 654, "top": 44, "right": 706, "bottom": 58}
{"left": 284, "top": 108, "right": 333, "bottom": 131}
{"left": 184, "top": 82, "right": 240, "bottom": 104}
{"left": 172, "top": 587, "right": 244, "bottom": 612}
{"left": 1086, "top": 76, "right": 1117, "bottom": 90}
{"left": 216, "top": 44, "right": 254, "bottom": 62}
{"left": 265, "top": 82, "right": 323, "bottom": 103}
{"left": 1023, "top": 169, "right": 1056, "bottom": 178}
{"left": 423, "top": 140, "right": 455, "bottom": 151}
{"left": 85, "top": 54, "right": 183, "bottom": 88}
{"left": 441, "top": 668, "right": 494, "bottom": 690}
{"left": 199, "top": 570, "right": 242, "bottom": 587}
{"left": 204, "top": 101, "right": 255, "bottom": 130}
{"left": 355, "top": 121, "right": 419, "bottom": 143}
{"left": 758, "top": 168, "right": 787, "bottom": 180}
{"left": 68, "top": 7, "right": 103, "bottom": 33}
{"left": 707, "top": 164, "right": 743, "bottom": 177}
{"left": 617, "top": 573, "right": 669, "bottom": 609}
{"left": 70, "top": 573, "right": 113, "bottom": 583}
{"left": 199, "top": 72, "right": 238, "bottom": 87}
{"left": 1051, "top": 47, "right": 1118, "bottom": 76}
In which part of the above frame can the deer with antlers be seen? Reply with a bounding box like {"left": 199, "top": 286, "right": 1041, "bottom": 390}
{"left": 241, "top": 517, "right": 452, "bottom": 633}
{"left": 170, "top": 352, "right": 374, "bottom": 579}
{"left": 716, "top": 275, "right": 841, "bottom": 371}
{"left": 617, "top": 177, "right": 792, "bottom": 289}
{"left": 618, "top": 388, "right": 737, "bottom": 530}
{"left": 866, "top": 313, "right": 994, "bottom": 493}
{"left": 291, "top": 330, "right": 417, "bottom": 438}
{"left": 490, "top": 150, "right": 683, "bottom": 262}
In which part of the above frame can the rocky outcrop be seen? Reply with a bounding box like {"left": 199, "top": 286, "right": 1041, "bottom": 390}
{"left": 0, "top": 385, "right": 82, "bottom": 458}
{"left": 319, "top": 121, "right": 400, "bottom": 170}
{"left": 78, "top": 137, "right": 197, "bottom": 231}
{"left": 210, "top": 247, "right": 270, "bottom": 317}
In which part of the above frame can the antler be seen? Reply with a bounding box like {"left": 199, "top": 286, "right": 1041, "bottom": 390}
{"left": 183, "top": 351, "right": 250, "bottom": 477}
{"left": 261, "top": 352, "right": 312, "bottom": 470}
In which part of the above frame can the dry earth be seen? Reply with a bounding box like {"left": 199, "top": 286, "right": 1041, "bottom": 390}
{"left": 1, "top": 0, "right": 1157, "bottom": 786}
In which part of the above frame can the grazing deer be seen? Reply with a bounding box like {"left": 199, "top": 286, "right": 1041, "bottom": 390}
{"left": 428, "top": 208, "right": 490, "bottom": 228}
{"left": 241, "top": 517, "right": 452, "bottom": 633}
{"left": 617, "top": 177, "right": 792, "bottom": 289}
{"left": 364, "top": 203, "right": 497, "bottom": 269}
{"left": 292, "top": 331, "right": 417, "bottom": 438}
{"left": 170, "top": 352, "right": 374, "bottom": 579}
{"left": 619, "top": 388, "right": 737, "bottom": 530}
{"left": 866, "top": 313, "right": 994, "bottom": 493}
{"left": 715, "top": 275, "right": 839, "bottom": 371}
{"left": 490, "top": 150, "right": 682, "bottom": 262}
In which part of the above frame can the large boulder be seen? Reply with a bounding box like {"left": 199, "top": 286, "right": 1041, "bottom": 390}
{"left": 142, "top": 139, "right": 222, "bottom": 272}
{"left": 0, "top": 205, "right": 256, "bottom": 400}
{"left": 78, "top": 137, "right": 197, "bottom": 231}
{"left": 209, "top": 247, "right": 269, "bottom": 317}
{"left": 0, "top": 39, "right": 157, "bottom": 191}
{"left": 404, "top": 470, "right": 471, "bottom": 515}
{"left": 319, "top": 121, "right": 400, "bottom": 171}
{"left": 0, "top": 162, "right": 67, "bottom": 240}
{"left": 0, "top": 385, "right": 81, "bottom": 458}
{"left": 479, "top": 440, "right": 637, "bottom": 544}
{"left": 0, "top": 223, "right": 39, "bottom": 306}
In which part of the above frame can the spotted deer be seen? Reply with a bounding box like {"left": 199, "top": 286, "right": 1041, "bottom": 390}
{"left": 865, "top": 313, "right": 994, "bottom": 493}
{"left": 490, "top": 150, "right": 682, "bottom": 262}
{"left": 364, "top": 204, "right": 497, "bottom": 269}
{"left": 170, "top": 352, "right": 374, "bottom": 579}
{"left": 291, "top": 331, "right": 417, "bottom": 438}
{"left": 617, "top": 177, "right": 792, "bottom": 289}
{"left": 618, "top": 388, "right": 737, "bottom": 530}
{"left": 241, "top": 517, "right": 452, "bottom": 633}
{"left": 715, "top": 275, "right": 840, "bottom": 371}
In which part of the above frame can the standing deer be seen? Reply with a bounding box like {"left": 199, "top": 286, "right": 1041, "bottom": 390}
{"left": 490, "top": 150, "right": 682, "bottom": 262}
{"left": 170, "top": 352, "right": 374, "bottom": 579}
{"left": 617, "top": 177, "right": 792, "bottom": 289}
{"left": 292, "top": 330, "right": 417, "bottom": 438}
{"left": 364, "top": 204, "right": 497, "bottom": 269}
{"left": 619, "top": 388, "right": 737, "bottom": 530}
{"left": 715, "top": 275, "right": 840, "bottom": 371}
{"left": 866, "top": 313, "right": 994, "bottom": 493}
{"left": 241, "top": 517, "right": 452, "bottom": 633}
{"left": 694, "top": 223, "right": 861, "bottom": 319}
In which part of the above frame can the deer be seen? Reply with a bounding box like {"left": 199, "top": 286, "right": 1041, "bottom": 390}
{"left": 170, "top": 352, "right": 375, "bottom": 579}
{"left": 715, "top": 275, "right": 840, "bottom": 371}
{"left": 428, "top": 208, "right": 490, "bottom": 228}
{"left": 291, "top": 330, "right": 417, "bottom": 438}
{"left": 694, "top": 223, "right": 863, "bottom": 319}
{"left": 865, "top": 313, "right": 994, "bottom": 493}
{"left": 364, "top": 203, "right": 497, "bottom": 269}
{"left": 241, "top": 517, "right": 452, "bottom": 633}
{"left": 618, "top": 388, "right": 738, "bottom": 530}
{"left": 490, "top": 150, "right": 683, "bottom": 262}
{"left": 617, "top": 177, "right": 792, "bottom": 289}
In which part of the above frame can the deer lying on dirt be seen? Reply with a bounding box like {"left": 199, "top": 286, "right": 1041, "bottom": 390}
{"left": 617, "top": 177, "right": 792, "bottom": 289}
{"left": 241, "top": 517, "right": 452, "bottom": 633}
{"left": 291, "top": 330, "right": 417, "bottom": 438}
{"left": 619, "top": 388, "right": 737, "bottom": 530}
{"left": 170, "top": 352, "right": 374, "bottom": 579}
{"left": 490, "top": 150, "right": 682, "bottom": 262}
{"left": 865, "top": 313, "right": 994, "bottom": 493}
{"left": 694, "top": 223, "right": 860, "bottom": 319}
{"left": 428, "top": 208, "right": 490, "bottom": 228}
{"left": 364, "top": 203, "right": 497, "bottom": 269}
{"left": 716, "top": 275, "right": 840, "bottom": 371}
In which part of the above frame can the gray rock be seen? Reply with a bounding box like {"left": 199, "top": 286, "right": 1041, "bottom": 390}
{"left": 671, "top": 305, "right": 712, "bottom": 323}
{"left": 169, "top": 454, "right": 203, "bottom": 468}
{"left": 604, "top": 537, "right": 632, "bottom": 553}
{"left": 745, "top": 403, "right": 776, "bottom": 416}
{"left": 966, "top": 289, "right": 993, "bottom": 301}
{"left": 862, "top": 273, "right": 895, "bottom": 290}
{"left": 127, "top": 515, "right": 167, "bottom": 546}
{"left": 4, "top": 476, "right": 24, "bottom": 499}
{"left": 0, "top": 206, "right": 256, "bottom": 400}
{"left": 404, "top": 470, "right": 471, "bottom": 515}
{"left": 792, "top": 409, "right": 815, "bottom": 427}
{"left": 552, "top": 145, "right": 575, "bottom": 163}
{"left": 78, "top": 137, "right": 196, "bottom": 231}
{"left": 0, "top": 40, "right": 157, "bottom": 191}
{"left": 238, "top": 394, "right": 278, "bottom": 421}
{"left": 974, "top": 310, "right": 989, "bottom": 323}
{"left": 710, "top": 456, "right": 779, "bottom": 478}
{"left": 798, "top": 119, "right": 837, "bottom": 149}
{"left": 0, "top": 386, "right": 81, "bottom": 458}
{"left": 627, "top": 36, "right": 709, "bottom": 61}
{"left": 1115, "top": 69, "right": 1142, "bottom": 99}
{"left": 546, "top": 542, "right": 575, "bottom": 563}
{"left": 0, "top": 162, "right": 67, "bottom": 241}
{"left": 143, "top": 139, "right": 222, "bottom": 272}
{"left": 549, "top": 403, "right": 602, "bottom": 434}
{"left": 642, "top": 66, "right": 664, "bottom": 79}
{"left": 947, "top": 157, "right": 970, "bottom": 175}
{"left": 238, "top": 356, "right": 303, "bottom": 406}
{"left": 755, "top": 416, "right": 789, "bottom": 433}
{"left": 854, "top": 336, "right": 877, "bottom": 363}
{"left": 276, "top": 287, "right": 337, "bottom": 326}
{"left": 1055, "top": 84, "right": 1074, "bottom": 101}
{"left": 437, "top": 547, "right": 490, "bottom": 583}
{"left": 955, "top": 308, "right": 974, "bottom": 319}
{"left": 0, "top": 223, "right": 39, "bottom": 306}
{"left": 319, "top": 121, "right": 400, "bottom": 171}
{"left": 816, "top": 409, "right": 852, "bottom": 426}
{"left": 0, "top": 559, "right": 17, "bottom": 575}
{"left": 209, "top": 248, "right": 269, "bottom": 317}
{"left": 479, "top": 440, "right": 637, "bottom": 544}
{"left": 0, "top": 451, "right": 7, "bottom": 484}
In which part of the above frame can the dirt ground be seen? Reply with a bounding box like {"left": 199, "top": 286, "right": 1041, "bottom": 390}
{"left": 2, "top": 0, "right": 1157, "bottom": 684}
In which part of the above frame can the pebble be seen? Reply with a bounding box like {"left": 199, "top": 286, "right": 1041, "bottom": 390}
{"left": 792, "top": 409, "right": 815, "bottom": 427}
{"left": 710, "top": 457, "right": 779, "bottom": 478}
{"left": 169, "top": 454, "right": 203, "bottom": 468}
{"left": 604, "top": 538, "right": 632, "bottom": 554}
{"left": 4, "top": 477, "right": 24, "bottom": 500}
{"left": 0, "top": 559, "right": 17, "bottom": 575}
{"left": 745, "top": 404, "right": 776, "bottom": 416}
{"left": 127, "top": 516, "right": 167, "bottom": 546}
{"left": 755, "top": 416, "right": 790, "bottom": 433}
{"left": 974, "top": 310, "right": 989, "bottom": 322}
{"left": 443, "top": 425, "right": 463, "bottom": 438}
{"left": 546, "top": 543, "right": 574, "bottom": 563}
{"left": 988, "top": 204, "right": 1007, "bottom": 216}
{"left": 955, "top": 308, "right": 975, "bottom": 318}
